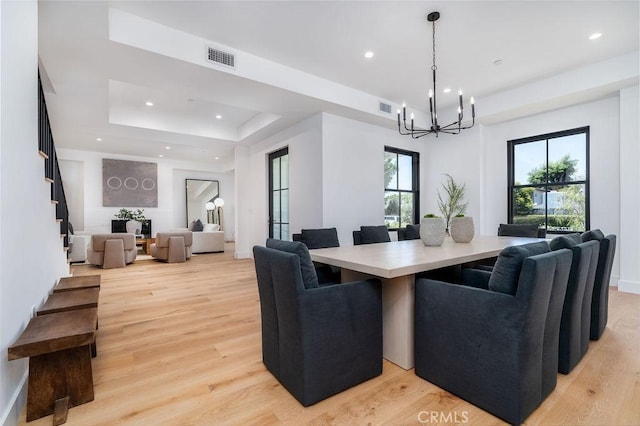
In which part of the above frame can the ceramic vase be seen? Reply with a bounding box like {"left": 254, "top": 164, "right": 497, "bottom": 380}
{"left": 420, "top": 217, "right": 446, "bottom": 246}
{"left": 126, "top": 220, "right": 142, "bottom": 235}
{"left": 450, "top": 216, "right": 475, "bottom": 243}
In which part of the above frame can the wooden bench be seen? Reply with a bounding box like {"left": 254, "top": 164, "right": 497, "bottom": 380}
{"left": 53, "top": 275, "right": 100, "bottom": 293}
{"left": 8, "top": 308, "right": 98, "bottom": 423}
{"left": 38, "top": 288, "right": 100, "bottom": 358}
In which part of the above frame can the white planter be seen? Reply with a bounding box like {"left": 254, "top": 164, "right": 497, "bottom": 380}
{"left": 126, "top": 220, "right": 142, "bottom": 235}
{"left": 420, "top": 217, "right": 446, "bottom": 246}
{"left": 450, "top": 216, "right": 475, "bottom": 243}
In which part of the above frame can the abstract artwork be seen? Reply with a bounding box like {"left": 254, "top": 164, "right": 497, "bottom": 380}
{"left": 102, "top": 159, "right": 158, "bottom": 207}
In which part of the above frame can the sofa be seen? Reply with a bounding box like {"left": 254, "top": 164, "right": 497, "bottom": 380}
{"left": 171, "top": 223, "right": 224, "bottom": 253}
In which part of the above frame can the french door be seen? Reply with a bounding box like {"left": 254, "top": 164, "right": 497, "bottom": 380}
{"left": 268, "top": 147, "right": 289, "bottom": 240}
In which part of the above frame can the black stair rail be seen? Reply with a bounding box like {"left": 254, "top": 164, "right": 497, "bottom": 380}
{"left": 38, "top": 72, "right": 70, "bottom": 253}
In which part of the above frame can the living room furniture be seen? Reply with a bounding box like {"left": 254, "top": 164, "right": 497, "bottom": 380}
{"left": 134, "top": 237, "right": 155, "bottom": 255}
{"left": 414, "top": 248, "right": 572, "bottom": 425}
{"left": 151, "top": 231, "right": 193, "bottom": 263}
{"left": 581, "top": 229, "right": 617, "bottom": 340}
{"left": 7, "top": 308, "right": 98, "bottom": 422}
{"left": 254, "top": 240, "right": 382, "bottom": 406}
{"left": 87, "top": 233, "right": 137, "bottom": 269}
{"left": 68, "top": 234, "right": 89, "bottom": 263}
{"left": 171, "top": 224, "right": 224, "bottom": 253}
{"left": 309, "top": 235, "right": 544, "bottom": 369}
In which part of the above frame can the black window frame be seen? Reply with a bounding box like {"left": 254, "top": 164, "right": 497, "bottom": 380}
{"left": 507, "top": 126, "right": 590, "bottom": 234}
{"left": 384, "top": 146, "right": 420, "bottom": 229}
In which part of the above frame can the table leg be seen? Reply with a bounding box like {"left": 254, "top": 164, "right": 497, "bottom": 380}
{"left": 26, "top": 345, "right": 94, "bottom": 421}
{"left": 341, "top": 269, "right": 415, "bottom": 370}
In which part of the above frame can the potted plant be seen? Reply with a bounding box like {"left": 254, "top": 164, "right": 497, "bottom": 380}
{"left": 437, "top": 174, "right": 470, "bottom": 235}
{"left": 450, "top": 213, "right": 475, "bottom": 243}
{"left": 420, "top": 214, "right": 446, "bottom": 246}
{"left": 115, "top": 208, "right": 148, "bottom": 235}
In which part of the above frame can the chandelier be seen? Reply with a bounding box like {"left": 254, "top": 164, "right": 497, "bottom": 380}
{"left": 397, "top": 11, "right": 476, "bottom": 138}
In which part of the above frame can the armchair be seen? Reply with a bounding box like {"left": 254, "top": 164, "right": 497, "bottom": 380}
{"left": 253, "top": 240, "right": 382, "bottom": 406}
{"left": 415, "top": 247, "right": 572, "bottom": 425}
{"left": 292, "top": 228, "right": 340, "bottom": 284}
{"left": 549, "top": 234, "right": 599, "bottom": 373}
{"left": 353, "top": 225, "right": 391, "bottom": 245}
{"left": 151, "top": 232, "right": 193, "bottom": 263}
{"left": 87, "top": 233, "right": 136, "bottom": 269}
{"left": 581, "top": 230, "right": 617, "bottom": 340}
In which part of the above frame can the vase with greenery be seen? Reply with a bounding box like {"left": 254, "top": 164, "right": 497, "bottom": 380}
{"left": 437, "top": 174, "right": 469, "bottom": 234}
{"left": 115, "top": 208, "right": 148, "bottom": 235}
{"left": 420, "top": 214, "right": 446, "bottom": 246}
{"left": 450, "top": 213, "right": 475, "bottom": 243}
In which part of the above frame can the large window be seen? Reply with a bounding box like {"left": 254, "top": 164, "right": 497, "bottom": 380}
{"left": 384, "top": 147, "right": 419, "bottom": 229}
{"left": 269, "top": 147, "right": 289, "bottom": 240}
{"left": 508, "top": 127, "right": 589, "bottom": 233}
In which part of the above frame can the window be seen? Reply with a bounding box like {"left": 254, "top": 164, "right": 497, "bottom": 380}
{"left": 269, "top": 147, "right": 289, "bottom": 240}
{"left": 508, "top": 127, "right": 589, "bottom": 234}
{"left": 384, "top": 147, "right": 420, "bottom": 229}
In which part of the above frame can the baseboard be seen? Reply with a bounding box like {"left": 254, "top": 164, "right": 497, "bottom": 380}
{"left": 610, "top": 274, "right": 620, "bottom": 287}
{"left": 1, "top": 370, "right": 27, "bottom": 426}
{"left": 234, "top": 251, "right": 251, "bottom": 259}
{"left": 618, "top": 279, "right": 640, "bottom": 295}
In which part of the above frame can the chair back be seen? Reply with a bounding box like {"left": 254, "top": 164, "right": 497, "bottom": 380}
{"left": 298, "top": 228, "right": 339, "bottom": 249}
{"left": 353, "top": 225, "right": 390, "bottom": 245}
{"left": 498, "top": 223, "right": 543, "bottom": 238}
{"left": 582, "top": 230, "right": 616, "bottom": 339}
{"left": 155, "top": 231, "right": 193, "bottom": 248}
{"left": 90, "top": 233, "right": 135, "bottom": 252}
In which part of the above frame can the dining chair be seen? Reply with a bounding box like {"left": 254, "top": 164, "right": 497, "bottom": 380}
{"left": 353, "top": 225, "right": 391, "bottom": 245}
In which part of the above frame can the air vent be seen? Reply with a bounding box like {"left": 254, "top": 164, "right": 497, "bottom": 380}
{"left": 379, "top": 102, "right": 392, "bottom": 114}
{"left": 207, "top": 46, "right": 235, "bottom": 68}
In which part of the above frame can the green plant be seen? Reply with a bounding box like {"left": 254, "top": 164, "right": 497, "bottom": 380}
{"left": 114, "top": 208, "right": 148, "bottom": 224}
{"left": 455, "top": 213, "right": 465, "bottom": 217}
{"left": 437, "top": 174, "right": 469, "bottom": 231}
{"left": 423, "top": 213, "right": 440, "bottom": 218}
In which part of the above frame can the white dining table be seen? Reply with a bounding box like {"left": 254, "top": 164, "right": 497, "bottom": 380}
{"left": 309, "top": 235, "right": 542, "bottom": 370}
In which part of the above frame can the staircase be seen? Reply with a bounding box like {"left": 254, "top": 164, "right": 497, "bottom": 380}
{"left": 38, "top": 72, "right": 70, "bottom": 258}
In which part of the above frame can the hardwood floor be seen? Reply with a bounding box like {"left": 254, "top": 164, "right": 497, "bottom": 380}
{"left": 20, "top": 246, "right": 640, "bottom": 425}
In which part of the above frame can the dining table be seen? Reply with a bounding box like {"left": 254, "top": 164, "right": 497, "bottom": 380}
{"left": 309, "top": 235, "right": 543, "bottom": 370}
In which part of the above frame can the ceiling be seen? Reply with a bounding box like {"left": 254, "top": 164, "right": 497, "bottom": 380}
{"left": 38, "top": 1, "right": 639, "bottom": 169}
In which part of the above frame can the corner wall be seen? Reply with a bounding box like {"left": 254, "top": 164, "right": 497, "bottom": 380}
{"left": 1, "top": 2, "right": 70, "bottom": 424}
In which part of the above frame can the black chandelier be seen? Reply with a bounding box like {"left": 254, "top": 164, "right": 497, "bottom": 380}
{"left": 397, "top": 11, "right": 476, "bottom": 138}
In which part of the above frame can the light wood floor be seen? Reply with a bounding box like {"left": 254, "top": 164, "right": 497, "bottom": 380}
{"left": 20, "top": 247, "right": 639, "bottom": 425}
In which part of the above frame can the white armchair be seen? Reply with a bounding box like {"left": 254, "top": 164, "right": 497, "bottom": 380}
{"left": 68, "top": 234, "right": 89, "bottom": 263}
{"left": 171, "top": 223, "right": 224, "bottom": 253}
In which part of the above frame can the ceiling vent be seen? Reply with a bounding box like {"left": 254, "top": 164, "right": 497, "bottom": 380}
{"left": 379, "top": 102, "right": 392, "bottom": 114}
{"left": 207, "top": 46, "right": 235, "bottom": 68}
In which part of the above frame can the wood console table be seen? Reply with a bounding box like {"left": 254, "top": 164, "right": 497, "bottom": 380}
{"left": 135, "top": 238, "right": 155, "bottom": 255}
{"left": 8, "top": 308, "right": 98, "bottom": 422}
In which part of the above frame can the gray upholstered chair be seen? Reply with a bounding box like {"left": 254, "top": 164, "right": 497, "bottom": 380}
{"left": 549, "top": 234, "right": 599, "bottom": 374}
{"left": 292, "top": 228, "right": 341, "bottom": 284}
{"left": 151, "top": 231, "right": 193, "bottom": 263}
{"left": 353, "top": 225, "right": 391, "bottom": 245}
{"left": 87, "top": 233, "right": 137, "bottom": 269}
{"left": 253, "top": 239, "right": 382, "bottom": 406}
{"left": 397, "top": 224, "right": 420, "bottom": 241}
{"left": 416, "top": 243, "right": 572, "bottom": 424}
{"left": 498, "top": 223, "right": 547, "bottom": 238}
{"left": 581, "top": 229, "right": 617, "bottom": 340}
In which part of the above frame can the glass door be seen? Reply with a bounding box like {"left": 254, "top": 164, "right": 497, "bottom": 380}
{"left": 268, "top": 147, "right": 289, "bottom": 240}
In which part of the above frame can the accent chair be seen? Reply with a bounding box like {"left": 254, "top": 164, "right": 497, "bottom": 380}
{"left": 87, "top": 233, "right": 136, "bottom": 269}
{"left": 151, "top": 231, "right": 193, "bottom": 263}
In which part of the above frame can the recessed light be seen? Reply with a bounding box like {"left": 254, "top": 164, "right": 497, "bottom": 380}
{"left": 215, "top": 157, "right": 220, "bottom": 160}
{"left": 589, "top": 32, "right": 602, "bottom": 40}
{"left": 96, "top": 138, "right": 102, "bottom": 142}
{"left": 165, "top": 146, "right": 170, "bottom": 150}
{"left": 364, "top": 51, "right": 374, "bottom": 59}
{"left": 215, "top": 114, "right": 222, "bottom": 119}
{"left": 159, "top": 154, "right": 163, "bottom": 158}
{"left": 145, "top": 101, "right": 154, "bottom": 107}
{"left": 443, "top": 88, "right": 451, "bottom": 94}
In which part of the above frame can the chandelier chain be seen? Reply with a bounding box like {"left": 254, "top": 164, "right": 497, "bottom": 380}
{"left": 431, "top": 19, "right": 437, "bottom": 71}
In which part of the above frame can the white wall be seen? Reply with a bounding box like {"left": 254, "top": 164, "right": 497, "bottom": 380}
{"left": 618, "top": 85, "right": 640, "bottom": 293}
{"left": 479, "top": 96, "right": 622, "bottom": 282}
{"left": 1, "top": 2, "right": 70, "bottom": 424}
{"left": 322, "top": 113, "right": 427, "bottom": 246}
{"left": 57, "top": 149, "right": 235, "bottom": 241}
